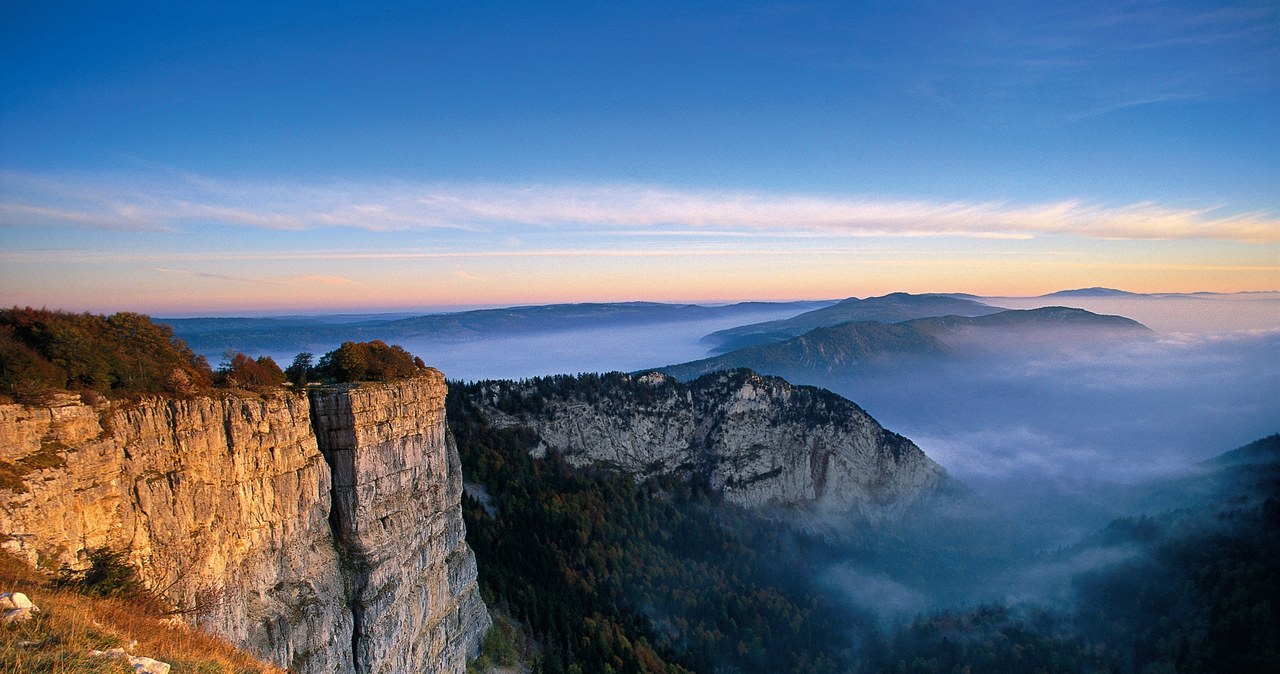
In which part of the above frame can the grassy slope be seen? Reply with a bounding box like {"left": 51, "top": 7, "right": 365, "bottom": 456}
{"left": 0, "top": 553, "right": 283, "bottom": 674}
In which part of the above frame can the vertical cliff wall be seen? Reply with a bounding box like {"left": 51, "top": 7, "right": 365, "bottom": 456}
{"left": 0, "top": 372, "right": 489, "bottom": 674}
{"left": 0, "top": 391, "right": 352, "bottom": 673}
{"left": 310, "top": 373, "right": 489, "bottom": 674}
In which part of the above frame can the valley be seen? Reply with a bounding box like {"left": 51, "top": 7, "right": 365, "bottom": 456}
{"left": 6, "top": 4, "right": 1276, "bottom": 672}
{"left": 2, "top": 290, "right": 1277, "bottom": 673}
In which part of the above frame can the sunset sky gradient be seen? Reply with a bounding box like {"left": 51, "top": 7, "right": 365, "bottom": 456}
{"left": 2, "top": 1, "right": 1277, "bottom": 313}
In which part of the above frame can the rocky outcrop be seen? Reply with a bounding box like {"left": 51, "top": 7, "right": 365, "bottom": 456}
{"left": 464, "top": 370, "right": 946, "bottom": 521}
{"left": 89, "top": 647, "right": 172, "bottom": 674}
{"left": 310, "top": 375, "right": 489, "bottom": 674}
{"left": 0, "top": 391, "right": 350, "bottom": 673}
{"left": 0, "top": 373, "right": 488, "bottom": 674}
{"left": 0, "top": 591, "right": 38, "bottom": 623}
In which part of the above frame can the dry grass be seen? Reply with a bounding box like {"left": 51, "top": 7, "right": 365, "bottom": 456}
{"left": 0, "top": 553, "right": 287, "bottom": 674}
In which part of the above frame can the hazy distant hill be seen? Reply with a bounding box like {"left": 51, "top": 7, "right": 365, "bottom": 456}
{"left": 1039, "top": 287, "right": 1142, "bottom": 298}
{"left": 1205, "top": 433, "right": 1280, "bottom": 467}
{"left": 161, "top": 300, "right": 832, "bottom": 357}
{"left": 703, "top": 292, "right": 1004, "bottom": 353}
{"left": 1034, "top": 288, "right": 1270, "bottom": 300}
{"left": 985, "top": 289, "right": 1280, "bottom": 332}
{"left": 1118, "top": 434, "right": 1280, "bottom": 515}
{"left": 663, "top": 306, "right": 1153, "bottom": 381}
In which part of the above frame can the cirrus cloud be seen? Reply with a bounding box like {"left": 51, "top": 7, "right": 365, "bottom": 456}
{"left": 1, "top": 171, "right": 1276, "bottom": 243}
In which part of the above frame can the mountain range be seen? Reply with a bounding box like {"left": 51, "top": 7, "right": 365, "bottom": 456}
{"left": 161, "top": 300, "right": 833, "bottom": 357}
{"left": 661, "top": 306, "right": 1154, "bottom": 381}
{"left": 702, "top": 292, "right": 1005, "bottom": 352}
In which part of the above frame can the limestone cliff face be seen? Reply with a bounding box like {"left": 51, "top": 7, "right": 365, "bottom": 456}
{"left": 0, "top": 373, "right": 488, "bottom": 674}
{"left": 310, "top": 373, "right": 489, "bottom": 674}
{"left": 0, "top": 391, "right": 351, "bottom": 673}
{"left": 468, "top": 370, "right": 945, "bottom": 521}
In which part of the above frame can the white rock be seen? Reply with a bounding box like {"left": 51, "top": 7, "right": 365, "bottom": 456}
{"left": 475, "top": 370, "right": 948, "bottom": 522}
{"left": 88, "top": 647, "right": 171, "bottom": 674}
{"left": 127, "top": 655, "right": 172, "bottom": 674}
{"left": 0, "top": 592, "right": 34, "bottom": 610}
{"left": 0, "top": 592, "right": 38, "bottom": 622}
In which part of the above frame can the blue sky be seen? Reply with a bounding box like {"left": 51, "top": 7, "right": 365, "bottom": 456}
{"left": 1, "top": 1, "right": 1277, "bottom": 313}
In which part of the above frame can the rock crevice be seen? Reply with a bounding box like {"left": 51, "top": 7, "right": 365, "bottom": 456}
{"left": 309, "top": 376, "right": 490, "bottom": 674}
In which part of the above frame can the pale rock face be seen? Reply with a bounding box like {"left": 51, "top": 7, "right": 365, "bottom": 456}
{"left": 0, "top": 391, "right": 350, "bottom": 673}
{"left": 0, "top": 373, "right": 489, "bottom": 674}
{"left": 472, "top": 370, "right": 946, "bottom": 521}
{"left": 310, "top": 372, "right": 490, "bottom": 674}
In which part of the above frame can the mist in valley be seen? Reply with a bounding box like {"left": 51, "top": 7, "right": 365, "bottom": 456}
{"left": 286, "top": 296, "right": 1277, "bottom": 623}
{"left": 396, "top": 319, "right": 763, "bottom": 382}
{"left": 438, "top": 297, "right": 1279, "bottom": 663}
{"left": 740, "top": 326, "right": 1278, "bottom": 631}
{"left": 204, "top": 305, "right": 825, "bottom": 382}
{"left": 203, "top": 294, "right": 1280, "bottom": 670}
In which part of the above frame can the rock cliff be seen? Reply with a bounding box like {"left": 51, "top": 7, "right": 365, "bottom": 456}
{"left": 0, "top": 372, "right": 488, "bottom": 674}
{"left": 311, "top": 377, "right": 489, "bottom": 674}
{"left": 463, "top": 369, "right": 946, "bottom": 521}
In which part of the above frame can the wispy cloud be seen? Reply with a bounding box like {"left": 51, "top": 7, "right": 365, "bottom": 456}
{"left": 147, "top": 267, "right": 282, "bottom": 286}
{"left": 287, "top": 274, "right": 353, "bottom": 286}
{"left": 0, "top": 203, "right": 178, "bottom": 233}
{"left": 2, "top": 171, "right": 1277, "bottom": 243}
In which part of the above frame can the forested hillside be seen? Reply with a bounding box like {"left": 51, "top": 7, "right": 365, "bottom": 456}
{"left": 451, "top": 379, "right": 1280, "bottom": 674}
{"left": 449, "top": 385, "right": 868, "bottom": 674}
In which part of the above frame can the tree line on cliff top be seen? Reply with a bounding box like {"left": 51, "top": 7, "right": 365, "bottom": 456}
{"left": 0, "top": 307, "right": 425, "bottom": 401}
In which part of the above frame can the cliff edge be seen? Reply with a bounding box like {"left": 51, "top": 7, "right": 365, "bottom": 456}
{"left": 462, "top": 369, "right": 947, "bottom": 521}
{"left": 311, "top": 374, "right": 489, "bottom": 674}
{"left": 0, "top": 372, "right": 488, "bottom": 674}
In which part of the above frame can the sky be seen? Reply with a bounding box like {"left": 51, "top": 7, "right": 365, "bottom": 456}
{"left": 1, "top": 1, "right": 1277, "bottom": 314}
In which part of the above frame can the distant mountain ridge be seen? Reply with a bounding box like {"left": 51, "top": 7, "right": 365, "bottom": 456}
{"left": 1203, "top": 433, "right": 1280, "bottom": 468}
{"left": 662, "top": 306, "right": 1154, "bottom": 381}
{"left": 703, "top": 292, "right": 1004, "bottom": 353}
{"left": 1039, "top": 287, "right": 1141, "bottom": 298}
{"left": 161, "top": 300, "right": 833, "bottom": 357}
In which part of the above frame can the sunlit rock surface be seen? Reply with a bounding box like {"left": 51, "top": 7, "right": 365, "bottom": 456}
{"left": 311, "top": 373, "right": 489, "bottom": 674}
{"left": 0, "top": 373, "right": 488, "bottom": 674}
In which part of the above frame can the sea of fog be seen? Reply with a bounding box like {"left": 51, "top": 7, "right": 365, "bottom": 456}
{"left": 416, "top": 297, "right": 1278, "bottom": 597}
{"left": 247, "top": 295, "right": 1279, "bottom": 617}
{"left": 367, "top": 309, "right": 810, "bottom": 382}
{"left": 341, "top": 298, "right": 1278, "bottom": 495}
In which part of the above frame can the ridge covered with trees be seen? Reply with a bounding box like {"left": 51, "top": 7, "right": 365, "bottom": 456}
{"left": 0, "top": 308, "right": 427, "bottom": 402}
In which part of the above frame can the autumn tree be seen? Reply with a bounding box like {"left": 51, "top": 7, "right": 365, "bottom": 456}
{"left": 315, "top": 340, "right": 422, "bottom": 383}
{"left": 0, "top": 307, "right": 212, "bottom": 399}
{"left": 215, "top": 352, "right": 286, "bottom": 389}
